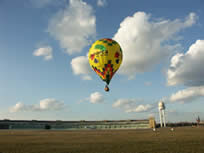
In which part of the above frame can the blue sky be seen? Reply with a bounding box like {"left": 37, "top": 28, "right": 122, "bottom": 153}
{"left": 0, "top": 0, "right": 204, "bottom": 122}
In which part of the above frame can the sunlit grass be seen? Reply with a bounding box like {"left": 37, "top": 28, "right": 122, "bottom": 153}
{"left": 0, "top": 127, "right": 204, "bottom": 153}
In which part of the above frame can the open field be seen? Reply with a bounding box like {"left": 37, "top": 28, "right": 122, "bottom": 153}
{"left": 0, "top": 127, "right": 204, "bottom": 153}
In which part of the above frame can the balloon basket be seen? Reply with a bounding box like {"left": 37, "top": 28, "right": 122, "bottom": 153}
{"left": 104, "top": 85, "right": 109, "bottom": 92}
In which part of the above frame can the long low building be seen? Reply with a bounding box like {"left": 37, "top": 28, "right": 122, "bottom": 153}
{"left": 0, "top": 119, "right": 154, "bottom": 130}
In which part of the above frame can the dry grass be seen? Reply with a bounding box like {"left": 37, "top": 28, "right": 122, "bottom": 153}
{"left": 0, "top": 127, "right": 204, "bottom": 153}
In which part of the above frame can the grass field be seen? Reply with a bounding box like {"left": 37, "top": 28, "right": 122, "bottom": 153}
{"left": 0, "top": 127, "right": 204, "bottom": 153}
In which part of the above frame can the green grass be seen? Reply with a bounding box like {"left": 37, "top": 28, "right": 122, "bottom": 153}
{"left": 0, "top": 127, "right": 204, "bottom": 153}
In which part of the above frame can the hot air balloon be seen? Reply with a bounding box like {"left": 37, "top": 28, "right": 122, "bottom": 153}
{"left": 88, "top": 38, "right": 123, "bottom": 92}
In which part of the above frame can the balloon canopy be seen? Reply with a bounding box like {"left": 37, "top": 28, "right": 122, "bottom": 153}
{"left": 88, "top": 38, "right": 123, "bottom": 91}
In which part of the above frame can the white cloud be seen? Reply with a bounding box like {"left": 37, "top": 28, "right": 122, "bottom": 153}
{"left": 126, "top": 104, "right": 153, "bottom": 113}
{"left": 48, "top": 0, "right": 96, "bottom": 54}
{"left": 39, "top": 98, "right": 64, "bottom": 110}
{"left": 112, "top": 99, "right": 137, "bottom": 108}
{"left": 167, "top": 40, "right": 204, "bottom": 86}
{"left": 113, "top": 12, "right": 197, "bottom": 79}
{"left": 80, "top": 92, "right": 104, "bottom": 104}
{"left": 71, "top": 56, "right": 92, "bottom": 80}
{"left": 112, "top": 98, "right": 154, "bottom": 113}
{"left": 169, "top": 86, "right": 204, "bottom": 103}
{"left": 10, "top": 102, "right": 28, "bottom": 113}
{"left": 97, "top": 0, "right": 107, "bottom": 7}
{"left": 90, "top": 92, "right": 104, "bottom": 104}
{"left": 10, "top": 98, "right": 64, "bottom": 113}
{"left": 33, "top": 46, "right": 53, "bottom": 60}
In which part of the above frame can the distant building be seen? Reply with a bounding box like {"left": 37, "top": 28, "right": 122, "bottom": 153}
{"left": 0, "top": 119, "right": 153, "bottom": 130}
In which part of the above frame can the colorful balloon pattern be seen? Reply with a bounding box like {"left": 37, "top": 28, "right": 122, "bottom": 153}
{"left": 88, "top": 38, "right": 123, "bottom": 86}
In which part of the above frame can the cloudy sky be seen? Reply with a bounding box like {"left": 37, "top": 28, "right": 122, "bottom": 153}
{"left": 0, "top": 0, "right": 204, "bottom": 122}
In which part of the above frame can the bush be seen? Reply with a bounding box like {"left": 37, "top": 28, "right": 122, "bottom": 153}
{"left": 44, "top": 124, "right": 51, "bottom": 130}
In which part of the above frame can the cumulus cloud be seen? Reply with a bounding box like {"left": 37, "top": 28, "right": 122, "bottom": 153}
{"left": 97, "top": 0, "right": 107, "bottom": 7}
{"left": 80, "top": 92, "right": 104, "bottom": 104}
{"left": 10, "top": 98, "right": 64, "bottom": 113}
{"left": 126, "top": 104, "right": 153, "bottom": 113}
{"left": 10, "top": 102, "right": 29, "bottom": 113}
{"left": 33, "top": 46, "right": 53, "bottom": 60}
{"left": 167, "top": 40, "right": 204, "bottom": 86}
{"left": 39, "top": 98, "right": 64, "bottom": 110}
{"left": 169, "top": 86, "right": 204, "bottom": 103}
{"left": 113, "top": 12, "right": 197, "bottom": 79}
{"left": 89, "top": 92, "right": 104, "bottom": 104}
{"left": 112, "top": 99, "right": 154, "bottom": 113}
{"left": 48, "top": 0, "right": 96, "bottom": 54}
{"left": 71, "top": 56, "right": 92, "bottom": 80}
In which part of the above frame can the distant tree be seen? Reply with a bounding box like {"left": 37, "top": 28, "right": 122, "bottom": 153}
{"left": 196, "top": 116, "right": 200, "bottom": 126}
{"left": 44, "top": 124, "right": 51, "bottom": 130}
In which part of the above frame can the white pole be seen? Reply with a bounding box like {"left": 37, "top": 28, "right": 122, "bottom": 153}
{"left": 162, "top": 109, "right": 166, "bottom": 127}
{"left": 159, "top": 109, "right": 163, "bottom": 127}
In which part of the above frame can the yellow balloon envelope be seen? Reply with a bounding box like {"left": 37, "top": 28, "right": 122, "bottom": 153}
{"left": 88, "top": 38, "right": 122, "bottom": 91}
